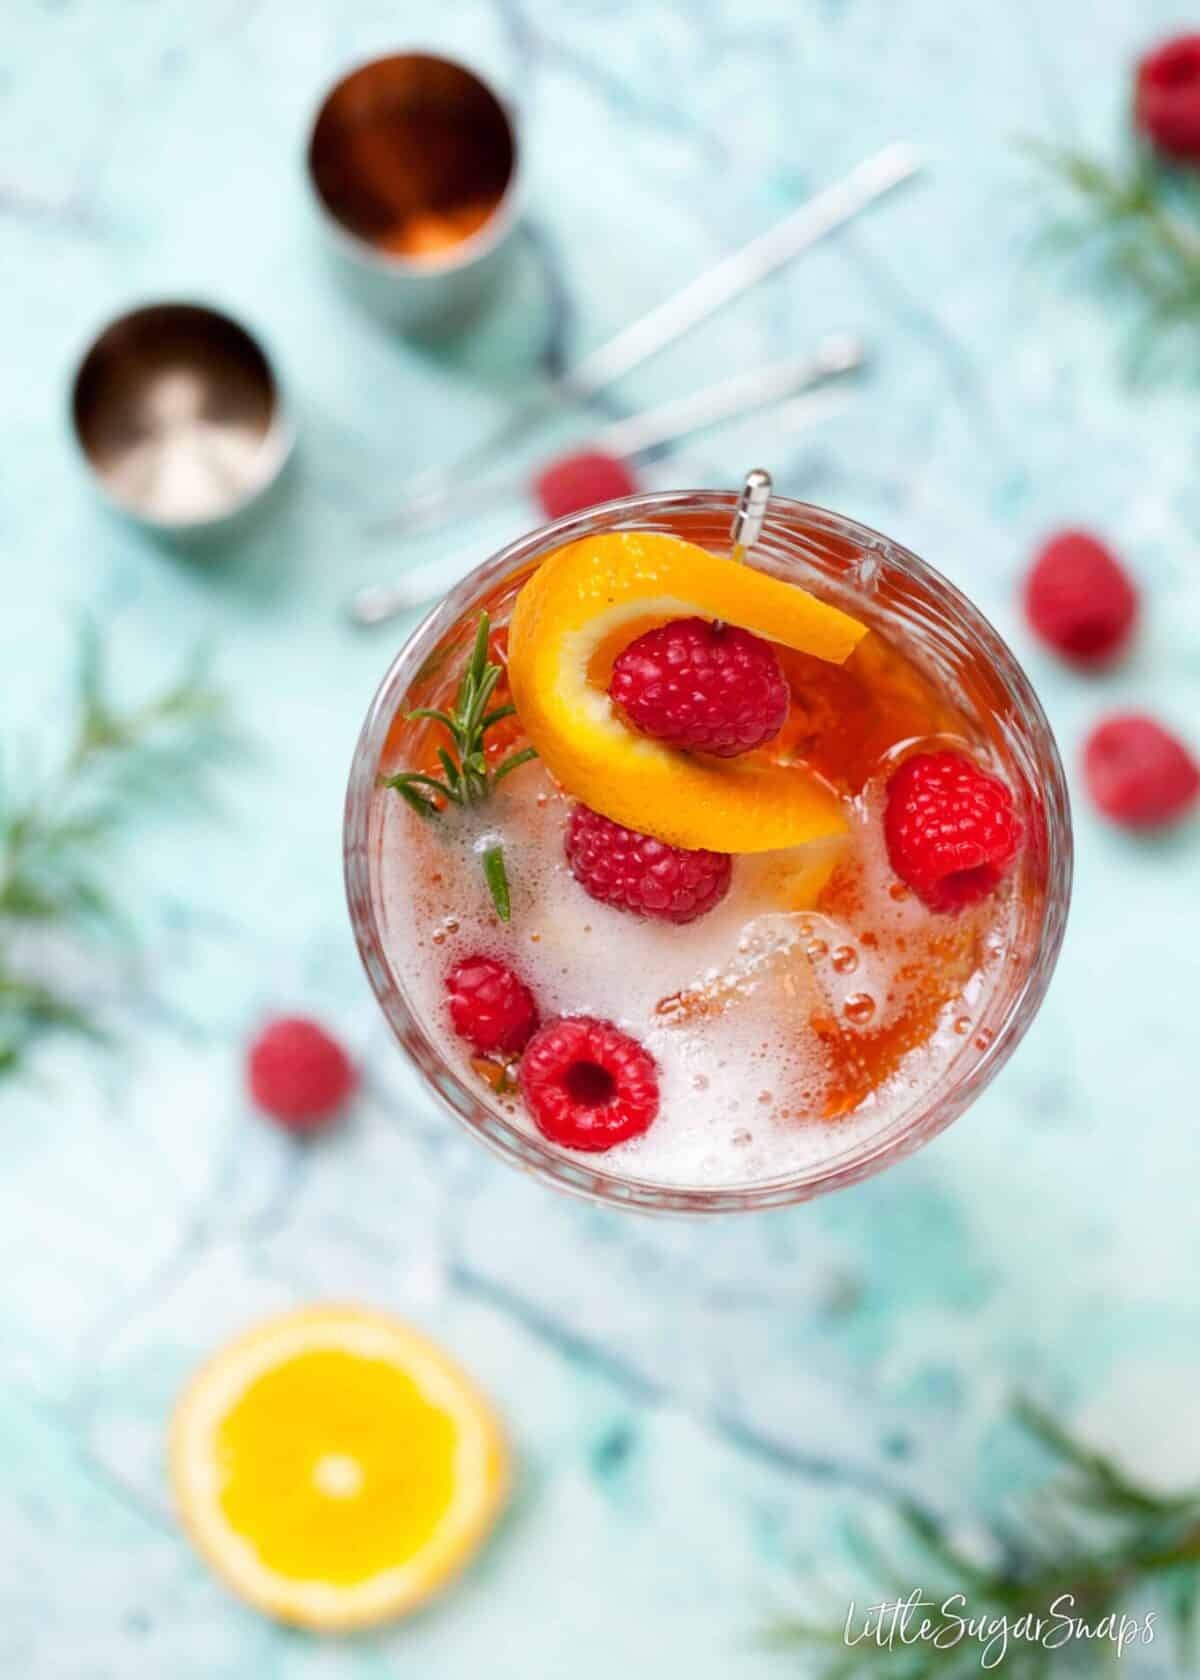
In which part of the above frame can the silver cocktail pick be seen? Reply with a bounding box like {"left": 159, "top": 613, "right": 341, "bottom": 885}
{"left": 730, "top": 467, "right": 772, "bottom": 561}
{"left": 347, "top": 336, "right": 861, "bottom": 626}
{"left": 380, "top": 141, "right": 923, "bottom": 536}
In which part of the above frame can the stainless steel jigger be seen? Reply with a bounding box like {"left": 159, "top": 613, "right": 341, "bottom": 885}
{"left": 70, "top": 302, "right": 292, "bottom": 539}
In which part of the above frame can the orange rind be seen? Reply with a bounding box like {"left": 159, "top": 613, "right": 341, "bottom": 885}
{"left": 507, "top": 531, "right": 867, "bottom": 852}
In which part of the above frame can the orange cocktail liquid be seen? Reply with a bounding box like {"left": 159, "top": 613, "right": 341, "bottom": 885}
{"left": 374, "top": 561, "right": 1038, "bottom": 1190}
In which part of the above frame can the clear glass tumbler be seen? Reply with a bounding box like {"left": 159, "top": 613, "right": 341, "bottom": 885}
{"left": 345, "top": 492, "right": 1072, "bottom": 1214}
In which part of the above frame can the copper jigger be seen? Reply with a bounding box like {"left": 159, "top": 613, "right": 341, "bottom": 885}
{"left": 306, "top": 53, "right": 520, "bottom": 333}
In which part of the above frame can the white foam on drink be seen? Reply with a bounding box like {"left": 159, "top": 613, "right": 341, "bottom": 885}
{"left": 376, "top": 765, "right": 1014, "bottom": 1192}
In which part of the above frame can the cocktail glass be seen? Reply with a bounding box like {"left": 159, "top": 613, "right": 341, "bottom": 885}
{"left": 345, "top": 491, "right": 1071, "bottom": 1213}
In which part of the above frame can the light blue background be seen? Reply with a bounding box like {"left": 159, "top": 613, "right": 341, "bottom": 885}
{"left": 2, "top": 1, "right": 1199, "bottom": 1673}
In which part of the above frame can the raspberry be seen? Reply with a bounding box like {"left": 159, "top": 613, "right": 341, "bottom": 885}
{"left": 445, "top": 955, "right": 539, "bottom": 1054}
{"left": 1135, "top": 35, "right": 1200, "bottom": 163}
{"left": 884, "top": 752, "right": 1024, "bottom": 913}
{"left": 565, "top": 802, "right": 732, "bottom": 923}
{"left": 1083, "top": 714, "right": 1199, "bottom": 830}
{"left": 610, "top": 616, "right": 788, "bottom": 757}
{"left": 518, "top": 1016, "right": 659, "bottom": 1151}
{"left": 247, "top": 1017, "right": 356, "bottom": 1133}
{"left": 535, "top": 451, "right": 638, "bottom": 521}
{"left": 1023, "top": 530, "right": 1138, "bottom": 667}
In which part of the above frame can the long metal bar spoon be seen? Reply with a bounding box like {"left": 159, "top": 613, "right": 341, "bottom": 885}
{"left": 377, "top": 141, "right": 922, "bottom": 538}
{"left": 348, "top": 338, "right": 857, "bottom": 626}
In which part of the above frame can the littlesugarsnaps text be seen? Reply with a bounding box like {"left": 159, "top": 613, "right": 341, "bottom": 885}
{"left": 843, "top": 1590, "right": 1157, "bottom": 1669}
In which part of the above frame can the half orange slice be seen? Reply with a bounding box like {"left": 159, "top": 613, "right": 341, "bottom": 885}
{"left": 170, "top": 1305, "right": 509, "bottom": 1631}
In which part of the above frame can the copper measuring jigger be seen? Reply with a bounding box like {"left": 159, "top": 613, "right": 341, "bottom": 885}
{"left": 306, "top": 52, "right": 521, "bottom": 332}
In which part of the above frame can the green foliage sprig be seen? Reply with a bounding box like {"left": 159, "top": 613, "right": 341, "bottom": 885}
{"left": 0, "top": 624, "right": 231, "bottom": 1074}
{"left": 1029, "top": 138, "right": 1200, "bottom": 377}
{"left": 768, "top": 1399, "right": 1200, "bottom": 1676}
{"left": 382, "top": 611, "right": 537, "bottom": 921}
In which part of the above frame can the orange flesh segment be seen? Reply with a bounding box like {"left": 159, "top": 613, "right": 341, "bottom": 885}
{"left": 217, "top": 1348, "right": 456, "bottom": 1585}
{"left": 507, "top": 531, "right": 868, "bottom": 853}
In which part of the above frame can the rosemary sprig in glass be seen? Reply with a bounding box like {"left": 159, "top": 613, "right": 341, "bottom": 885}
{"left": 382, "top": 611, "right": 537, "bottom": 921}
{"left": 1028, "top": 137, "right": 1200, "bottom": 377}
{"left": 767, "top": 1398, "right": 1200, "bottom": 1676}
{"left": 0, "top": 623, "right": 232, "bottom": 1074}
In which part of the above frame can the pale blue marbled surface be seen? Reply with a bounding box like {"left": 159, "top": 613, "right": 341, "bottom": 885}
{"left": 2, "top": 1, "right": 1199, "bottom": 1674}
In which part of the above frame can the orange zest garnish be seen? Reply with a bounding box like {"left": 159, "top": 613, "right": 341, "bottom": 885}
{"left": 507, "top": 532, "right": 867, "bottom": 853}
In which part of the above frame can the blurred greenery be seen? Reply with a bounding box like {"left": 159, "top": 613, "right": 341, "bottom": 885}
{"left": 1030, "top": 137, "right": 1200, "bottom": 380}
{"left": 0, "top": 623, "right": 233, "bottom": 1074}
{"left": 768, "top": 1399, "right": 1200, "bottom": 1675}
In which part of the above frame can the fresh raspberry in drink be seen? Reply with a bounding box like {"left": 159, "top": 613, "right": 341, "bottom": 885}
{"left": 610, "top": 616, "right": 789, "bottom": 757}
{"left": 445, "top": 955, "right": 540, "bottom": 1054}
{"left": 1083, "top": 714, "right": 1199, "bottom": 830}
{"left": 518, "top": 1016, "right": 659, "bottom": 1151}
{"left": 247, "top": 1017, "right": 356, "bottom": 1133}
{"left": 885, "top": 752, "right": 1024, "bottom": 913}
{"left": 535, "top": 451, "right": 638, "bottom": 521}
{"left": 1023, "top": 530, "right": 1137, "bottom": 667}
{"left": 1135, "top": 35, "right": 1200, "bottom": 162}
{"left": 565, "top": 802, "right": 732, "bottom": 923}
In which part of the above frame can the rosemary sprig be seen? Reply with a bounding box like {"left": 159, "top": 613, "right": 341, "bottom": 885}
{"left": 382, "top": 611, "right": 537, "bottom": 920}
{"left": 1028, "top": 137, "right": 1200, "bottom": 377}
{"left": 768, "top": 1398, "right": 1200, "bottom": 1676}
{"left": 0, "top": 624, "right": 232, "bottom": 1074}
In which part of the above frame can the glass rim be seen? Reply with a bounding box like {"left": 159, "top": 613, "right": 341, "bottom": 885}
{"left": 344, "top": 489, "right": 1073, "bottom": 1214}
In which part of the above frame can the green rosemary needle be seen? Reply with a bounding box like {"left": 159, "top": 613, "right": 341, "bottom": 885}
{"left": 382, "top": 611, "right": 537, "bottom": 921}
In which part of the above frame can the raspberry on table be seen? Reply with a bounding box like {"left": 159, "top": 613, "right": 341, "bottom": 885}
{"left": 1135, "top": 35, "right": 1200, "bottom": 162}
{"left": 535, "top": 451, "right": 639, "bottom": 521}
{"left": 610, "top": 616, "right": 789, "bottom": 757}
{"left": 1083, "top": 714, "right": 1199, "bottom": 831}
{"left": 445, "top": 955, "right": 540, "bottom": 1055}
{"left": 885, "top": 752, "right": 1024, "bottom": 913}
{"left": 1023, "top": 530, "right": 1138, "bottom": 667}
{"left": 518, "top": 1015, "right": 659, "bottom": 1151}
{"left": 565, "top": 802, "right": 732, "bottom": 924}
{"left": 247, "top": 1017, "right": 356, "bottom": 1133}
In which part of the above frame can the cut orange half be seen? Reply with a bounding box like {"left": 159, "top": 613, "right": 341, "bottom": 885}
{"left": 170, "top": 1305, "right": 509, "bottom": 1632}
{"left": 507, "top": 531, "right": 867, "bottom": 852}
